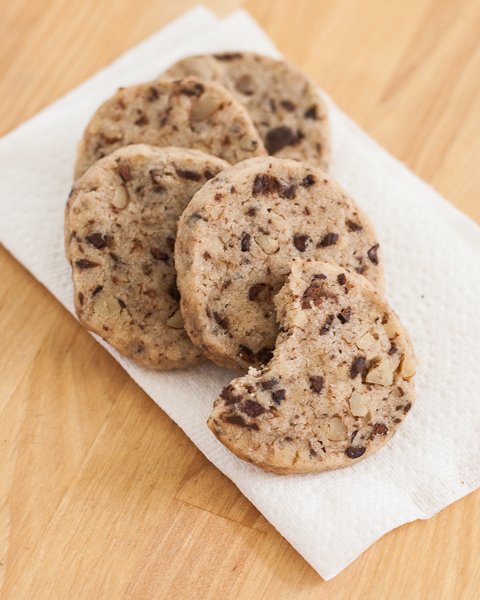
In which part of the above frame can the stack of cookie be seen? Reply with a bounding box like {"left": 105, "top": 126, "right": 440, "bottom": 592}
{"left": 65, "top": 52, "right": 415, "bottom": 475}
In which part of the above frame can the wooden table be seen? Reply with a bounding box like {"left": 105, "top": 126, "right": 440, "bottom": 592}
{"left": 1, "top": 0, "right": 480, "bottom": 597}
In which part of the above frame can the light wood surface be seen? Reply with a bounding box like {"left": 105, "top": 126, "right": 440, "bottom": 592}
{"left": 1, "top": 0, "right": 480, "bottom": 597}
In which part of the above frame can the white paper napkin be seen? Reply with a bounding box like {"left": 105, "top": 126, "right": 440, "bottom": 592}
{"left": 1, "top": 6, "right": 480, "bottom": 581}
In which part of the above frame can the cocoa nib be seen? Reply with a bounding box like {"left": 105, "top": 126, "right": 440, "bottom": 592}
{"left": 257, "top": 347, "right": 274, "bottom": 365}
{"left": 204, "top": 170, "right": 215, "bottom": 180}
{"left": 338, "top": 307, "right": 352, "bottom": 323}
{"left": 258, "top": 378, "right": 278, "bottom": 390}
{"left": 319, "top": 232, "right": 338, "bottom": 247}
{"left": 283, "top": 183, "right": 297, "bottom": 199}
{"left": 175, "top": 168, "right": 201, "bottom": 182}
{"left": 310, "top": 376, "right": 324, "bottom": 394}
{"left": 281, "top": 100, "right": 296, "bottom": 112}
{"left": 189, "top": 212, "right": 206, "bottom": 222}
{"left": 349, "top": 356, "right": 366, "bottom": 379}
{"left": 265, "top": 126, "right": 301, "bottom": 154}
{"left": 271, "top": 389, "right": 286, "bottom": 405}
{"left": 241, "top": 232, "right": 251, "bottom": 251}
{"left": 248, "top": 283, "right": 271, "bottom": 302}
{"left": 371, "top": 423, "right": 388, "bottom": 438}
{"left": 220, "top": 384, "right": 241, "bottom": 405}
{"left": 294, "top": 234, "right": 310, "bottom": 252}
{"left": 304, "top": 105, "right": 318, "bottom": 119}
{"left": 238, "top": 345, "right": 255, "bottom": 363}
{"left": 78, "top": 292, "right": 84, "bottom": 305}
{"left": 388, "top": 345, "right": 397, "bottom": 355}
{"left": 118, "top": 165, "right": 132, "bottom": 181}
{"left": 404, "top": 403, "right": 412, "bottom": 413}
{"left": 225, "top": 414, "right": 246, "bottom": 427}
{"left": 75, "top": 259, "right": 99, "bottom": 270}
{"left": 368, "top": 244, "right": 380, "bottom": 265}
{"left": 166, "top": 237, "right": 175, "bottom": 251}
{"left": 242, "top": 400, "right": 266, "bottom": 417}
{"left": 345, "top": 446, "right": 366, "bottom": 459}
{"left": 213, "top": 311, "right": 229, "bottom": 330}
{"left": 300, "top": 174, "right": 316, "bottom": 187}
{"left": 252, "top": 173, "right": 281, "bottom": 195}
{"left": 134, "top": 114, "right": 149, "bottom": 126}
{"left": 346, "top": 219, "right": 362, "bottom": 232}
{"left": 355, "top": 266, "right": 366, "bottom": 275}
{"left": 337, "top": 273, "right": 347, "bottom": 285}
{"left": 179, "top": 82, "right": 204, "bottom": 96}
{"left": 320, "top": 314, "right": 335, "bottom": 335}
{"left": 86, "top": 233, "right": 106, "bottom": 249}
{"left": 92, "top": 285, "right": 103, "bottom": 296}
{"left": 151, "top": 248, "right": 168, "bottom": 260}
{"left": 214, "top": 52, "right": 242, "bottom": 61}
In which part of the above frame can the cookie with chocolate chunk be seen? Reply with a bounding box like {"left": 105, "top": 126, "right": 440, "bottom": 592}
{"left": 66, "top": 144, "right": 229, "bottom": 369}
{"left": 208, "top": 259, "right": 415, "bottom": 475}
{"left": 162, "top": 52, "right": 330, "bottom": 171}
{"left": 74, "top": 77, "right": 266, "bottom": 179}
{"left": 175, "top": 156, "right": 385, "bottom": 373}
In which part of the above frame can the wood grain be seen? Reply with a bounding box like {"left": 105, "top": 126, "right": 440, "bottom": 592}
{"left": 1, "top": 0, "right": 480, "bottom": 597}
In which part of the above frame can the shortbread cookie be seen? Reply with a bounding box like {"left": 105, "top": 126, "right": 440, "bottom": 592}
{"left": 162, "top": 52, "right": 330, "bottom": 171}
{"left": 66, "top": 145, "right": 229, "bottom": 369}
{"left": 74, "top": 77, "right": 266, "bottom": 179}
{"left": 175, "top": 157, "right": 385, "bottom": 373}
{"left": 208, "top": 259, "right": 415, "bottom": 475}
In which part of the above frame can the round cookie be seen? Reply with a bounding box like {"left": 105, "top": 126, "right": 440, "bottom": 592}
{"left": 74, "top": 77, "right": 267, "bottom": 179}
{"left": 162, "top": 52, "right": 330, "bottom": 171}
{"left": 175, "top": 156, "right": 385, "bottom": 373}
{"left": 208, "top": 259, "right": 416, "bottom": 475}
{"left": 66, "top": 144, "right": 230, "bottom": 370}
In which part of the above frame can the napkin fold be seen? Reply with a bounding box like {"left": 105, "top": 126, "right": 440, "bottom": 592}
{"left": 1, "top": 6, "right": 480, "bottom": 580}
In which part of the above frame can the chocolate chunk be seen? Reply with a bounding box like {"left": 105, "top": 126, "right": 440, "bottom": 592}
{"left": 134, "top": 114, "right": 149, "bottom": 126}
{"left": 388, "top": 345, "right": 397, "bottom": 355}
{"left": 248, "top": 283, "right": 270, "bottom": 302}
{"left": 189, "top": 212, "right": 206, "bottom": 222}
{"left": 252, "top": 173, "right": 281, "bottom": 195}
{"left": 213, "top": 312, "right": 229, "bottom": 330}
{"left": 404, "top": 403, "right": 412, "bottom": 413}
{"left": 220, "top": 385, "right": 241, "bottom": 405}
{"left": 319, "top": 232, "right": 339, "bottom": 247}
{"left": 166, "top": 237, "right": 175, "bottom": 251}
{"left": 226, "top": 415, "right": 246, "bottom": 427}
{"left": 241, "top": 232, "right": 251, "bottom": 251}
{"left": 243, "top": 400, "right": 266, "bottom": 417}
{"left": 345, "top": 446, "right": 366, "bottom": 459}
{"left": 355, "top": 266, "right": 366, "bottom": 275}
{"left": 294, "top": 234, "right": 310, "bottom": 252}
{"left": 371, "top": 423, "right": 388, "bottom": 438}
{"left": 214, "top": 52, "right": 242, "bottom": 61}
{"left": 346, "top": 219, "right": 362, "bottom": 232}
{"left": 168, "top": 285, "right": 181, "bottom": 302}
{"left": 300, "top": 174, "right": 316, "bottom": 187}
{"left": 265, "top": 126, "right": 300, "bottom": 154}
{"left": 247, "top": 207, "right": 257, "bottom": 217}
{"left": 246, "top": 423, "right": 260, "bottom": 431}
{"left": 150, "top": 249, "right": 168, "bottom": 260}
{"left": 304, "top": 105, "right": 318, "bottom": 119}
{"left": 324, "top": 292, "right": 339, "bottom": 303}
{"left": 78, "top": 292, "right": 84, "bottom": 305}
{"left": 282, "top": 183, "right": 297, "bottom": 199}
{"left": 349, "top": 356, "right": 366, "bottom": 379}
{"left": 238, "top": 345, "right": 255, "bottom": 363}
{"left": 204, "top": 169, "right": 215, "bottom": 180}
{"left": 175, "top": 168, "right": 201, "bottom": 181}
{"left": 92, "top": 285, "right": 103, "bottom": 296}
{"left": 310, "top": 376, "right": 324, "bottom": 393}
{"left": 118, "top": 165, "right": 132, "bottom": 181}
{"left": 203, "top": 251, "right": 211, "bottom": 260}
{"left": 257, "top": 348, "right": 274, "bottom": 365}
{"left": 281, "top": 100, "right": 296, "bottom": 112}
{"left": 393, "top": 418, "right": 401, "bottom": 423}
{"left": 338, "top": 307, "right": 352, "bottom": 323}
{"left": 85, "top": 233, "right": 106, "bottom": 249}
{"left": 109, "top": 252, "right": 119, "bottom": 262}
{"left": 75, "top": 259, "right": 99, "bottom": 270}
{"left": 368, "top": 244, "right": 380, "bottom": 265}
{"left": 259, "top": 378, "right": 278, "bottom": 390}
{"left": 272, "top": 389, "right": 286, "bottom": 405}
{"left": 320, "top": 315, "right": 334, "bottom": 335}
{"left": 337, "top": 273, "right": 347, "bottom": 285}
